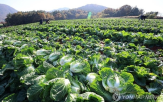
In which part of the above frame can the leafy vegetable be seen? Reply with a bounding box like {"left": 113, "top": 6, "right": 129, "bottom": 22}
{"left": 60, "top": 55, "right": 73, "bottom": 66}
{"left": 99, "top": 68, "right": 134, "bottom": 94}
{"left": 66, "top": 92, "right": 105, "bottom": 102}
{"left": 70, "top": 59, "right": 90, "bottom": 74}
{"left": 50, "top": 78, "right": 71, "bottom": 101}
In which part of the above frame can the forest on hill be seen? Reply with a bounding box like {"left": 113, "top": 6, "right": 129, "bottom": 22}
{"left": 5, "top": 11, "right": 54, "bottom": 26}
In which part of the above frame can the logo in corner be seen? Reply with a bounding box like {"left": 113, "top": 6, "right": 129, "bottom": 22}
{"left": 112, "top": 93, "right": 121, "bottom": 101}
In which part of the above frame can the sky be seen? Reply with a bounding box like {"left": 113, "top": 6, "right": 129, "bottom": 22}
{"left": 1, "top": 0, "right": 163, "bottom": 15}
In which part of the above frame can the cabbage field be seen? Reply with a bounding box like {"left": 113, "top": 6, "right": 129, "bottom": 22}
{"left": 0, "top": 18, "right": 163, "bottom": 102}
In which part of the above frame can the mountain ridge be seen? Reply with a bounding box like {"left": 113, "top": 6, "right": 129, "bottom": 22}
{"left": 50, "top": 4, "right": 108, "bottom": 13}
{"left": 0, "top": 4, "right": 17, "bottom": 22}
{"left": 75, "top": 4, "right": 108, "bottom": 13}
{"left": 0, "top": 3, "right": 108, "bottom": 22}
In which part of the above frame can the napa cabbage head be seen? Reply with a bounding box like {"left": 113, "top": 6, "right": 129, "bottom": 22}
{"left": 50, "top": 78, "right": 71, "bottom": 101}
{"left": 68, "top": 75, "right": 81, "bottom": 94}
{"left": 89, "top": 54, "right": 105, "bottom": 72}
{"left": 36, "top": 49, "right": 51, "bottom": 56}
{"left": 17, "top": 64, "right": 35, "bottom": 77}
{"left": 99, "top": 68, "right": 134, "bottom": 94}
{"left": 105, "top": 74, "right": 126, "bottom": 93}
{"left": 20, "top": 44, "right": 28, "bottom": 50}
{"left": 66, "top": 73, "right": 87, "bottom": 94}
{"left": 60, "top": 55, "right": 73, "bottom": 66}
{"left": 70, "top": 59, "right": 90, "bottom": 74}
{"left": 86, "top": 73, "right": 99, "bottom": 84}
{"left": 13, "top": 41, "right": 22, "bottom": 47}
{"left": 48, "top": 52, "right": 61, "bottom": 62}
{"left": 145, "top": 82, "right": 163, "bottom": 94}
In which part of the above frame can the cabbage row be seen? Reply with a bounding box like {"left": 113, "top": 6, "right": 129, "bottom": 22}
{"left": 0, "top": 19, "right": 163, "bottom": 102}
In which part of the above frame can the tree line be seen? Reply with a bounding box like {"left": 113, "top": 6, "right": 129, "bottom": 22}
{"left": 96, "top": 5, "right": 144, "bottom": 18}
{"left": 4, "top": 9, "right": 91, "bottom": 26}
{"left": 3, "top": 5, "right": 160, "bottom": 26}
{"left": 52, "top": 9, "right": 90, "bottom": 20}
{"left": 5, "top": 10, "right": 54, "bottom": 26}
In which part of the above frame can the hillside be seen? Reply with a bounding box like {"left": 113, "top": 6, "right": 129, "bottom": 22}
{"left": 0, "top": 4, "right": 17, "bottom": 22}
{"left": 76, "top": 4, "right": 108, "bottom": 13}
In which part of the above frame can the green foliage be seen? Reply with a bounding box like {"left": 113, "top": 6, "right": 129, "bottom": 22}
{"left": 66, "top": 92, "right": 105, "bottom": 102}
{"left": 50, "top": 78, "right": 71, "bottom": 101}
{"left": 13, "top": 53, "right": 34, "bottom": 69}
{"left": 70, "top": 59, "right": 90, "bottom": 74}
{"left": 0, "top": 18, "right": 163, "bottom": 102}
{"left": 145, "top": 11, "right": 158, "bottom": 19}
{"left": 98, "top": 5, "right": 144, "bottom": 18}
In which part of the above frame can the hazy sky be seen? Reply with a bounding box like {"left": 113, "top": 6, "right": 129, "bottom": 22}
{"left": 1, "top": 0, "right": 163, "bottom": 15}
